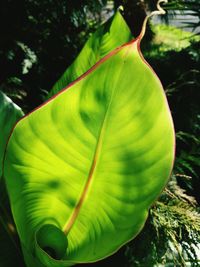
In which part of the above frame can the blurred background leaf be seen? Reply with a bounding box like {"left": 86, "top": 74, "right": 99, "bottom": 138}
{"left": 0, "top": 91, "right": 23, "bottom": 177}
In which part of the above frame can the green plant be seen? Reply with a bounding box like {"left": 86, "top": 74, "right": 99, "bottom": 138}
{"left": 0, "top": 91, "right": 24, "bottom": 267}
{"left": 48, "top": 10, "right": 133, "bottom": 98}
{"left": 0, "top": 91, "right": 24, "bottom": 177}
{"left": 2, "top": 4, "right": 175, "bottom": 265}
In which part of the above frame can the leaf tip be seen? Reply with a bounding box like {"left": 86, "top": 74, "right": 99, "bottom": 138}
{"left": 117, "top": 5, "right": 124, "bottom": 12}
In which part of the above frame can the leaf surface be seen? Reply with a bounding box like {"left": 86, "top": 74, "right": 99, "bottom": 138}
{"left": 0, "top": 91, "right": 24, "bottom": 266}
{"left": 48, "top": 11, "right": 133, "bottom": 98}
{"left": 4, "top": 38, "right": 175, "bottom": 267}
{"left": 0, "top": 91, "right": 23, "bottom": 178}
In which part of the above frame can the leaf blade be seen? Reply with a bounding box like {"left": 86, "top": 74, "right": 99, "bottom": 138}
{"left": 4, "top": 39, "right": 175, "bottom": 267}
{"left": 48, "top": 11, "right": 133, "bottom": 98}
{"left": 0, "top": 91, "right": 23, "bottom": 178}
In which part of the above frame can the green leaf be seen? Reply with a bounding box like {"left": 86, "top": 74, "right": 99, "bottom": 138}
{"left": 48, "top": 11, "right": 133, "bottom": 98}
{"left": 4, "top": 37, "right": 175, "bottom": 267}
{"left": 0, "top": 91, "right": 24, "bottom": 266}
{"left": 152, "top": 24, "right": 200, "bottom": 52}
{"left": 0, "top": 91, "right": 23, "bottom": 178}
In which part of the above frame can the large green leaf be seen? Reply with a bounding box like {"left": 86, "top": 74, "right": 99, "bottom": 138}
{"left": 0, "top": 91, "right": 23, "bottom": 178}
{"left": 4, "top": 37, "right": 175, "bottom": 267}
{"left": 48, "top": 11, "right": 133, "bottom": 98}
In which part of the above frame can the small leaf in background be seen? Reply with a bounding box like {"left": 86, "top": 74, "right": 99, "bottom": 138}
{"left": 152, "top": 24, "right": 200, "bottom": 52}
{"left": 0, "top": 91, "right": 24, "bottom": 178}
{"left": 48, "top": 11, "right": 133, "bottom": 98}
{"left": 4, "top": 22, "right": 175, "bottom": 267}
{"left": 0, "top": 91, "right": 24, "bottom": 266}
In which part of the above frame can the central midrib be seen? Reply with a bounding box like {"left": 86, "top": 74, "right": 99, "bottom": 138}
{"left": 62, "top": 48, "right": 128, "bottom": 235}
{"left": 63, "top": 109, "right": 108, "bottom": 235}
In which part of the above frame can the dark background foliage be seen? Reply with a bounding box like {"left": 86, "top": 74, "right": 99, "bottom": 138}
{"left": 0, "top": 0, "right": 107, "bottom": 110}
{"left": 0, "top": 0, "right": 199, "bottom": 266}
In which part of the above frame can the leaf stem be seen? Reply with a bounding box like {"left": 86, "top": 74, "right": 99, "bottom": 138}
{"left": 139, "top": 0, "right": 168, "bottom": 41}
